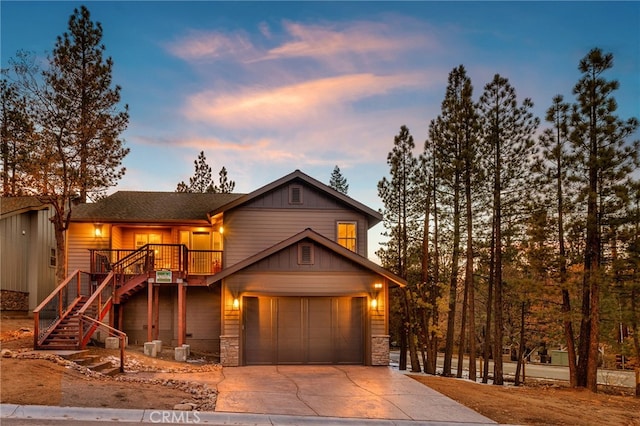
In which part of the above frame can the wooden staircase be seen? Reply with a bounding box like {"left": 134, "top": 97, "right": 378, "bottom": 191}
{"left": 38, "top": 297, "right": 94, "bottom": 350}
{"left": 115, "top": 274, "right": 148, "bottom": 303}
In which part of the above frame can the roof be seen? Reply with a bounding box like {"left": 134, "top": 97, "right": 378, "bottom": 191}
{"left": 0, "top": 196, "right": 51, "bottom": 218}
{"left": 205, "top": 228, "right": 406, "bottom": 287}
{"left": 71, "top": 191, "right": 245, "bottom": 223}
{"left": 209, "top": 169, "right": 382, "bottom": 228}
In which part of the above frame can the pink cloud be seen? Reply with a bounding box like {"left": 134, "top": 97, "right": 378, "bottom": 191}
{"left": 165, "top": 30, "right": 254, "bottom": 61}
{"left": 183, "top": 73, "right": 426, "bottom": 128}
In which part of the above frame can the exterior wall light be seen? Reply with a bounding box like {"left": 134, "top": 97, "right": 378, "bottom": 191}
{"left": 94, "top": 223, "right": 103, "bottom": 237}
{"left": 232, "top": 297, "right": 240, "bottom": 310}
{"left": 370, "top": 282, "right": 383, "bottom": 310}
{"left": 219, "top": 226, "right": 224, "bottom": 234}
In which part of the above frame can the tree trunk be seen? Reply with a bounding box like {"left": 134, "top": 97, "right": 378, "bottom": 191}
{"left": 515, "top": 302, "right": 526, "bottom": 386}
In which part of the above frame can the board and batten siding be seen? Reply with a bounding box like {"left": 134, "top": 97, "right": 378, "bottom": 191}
{"left": 173, "top": 286, "right": 221, "bottom": 352}
{"left": 224, "top": 209, "right": 368, "bottom": 266}
{"left": 1, "top": 207, "right": 57, "bottom": 310}
{"left": 121, "top": 285, "right": 221, "bottom": 351}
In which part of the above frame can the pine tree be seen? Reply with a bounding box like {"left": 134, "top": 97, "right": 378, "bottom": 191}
{"left": 0, "top": 77, "right": 34, "bottom": 196}
{"left": 176, "top": 151, "right": 213, "bottom": 193}
{"left": 213, "top": 166, "right": 236, "bottom": 193}
{"left": 378, "top": 125, "right": 421, "bottom": 372}
{"left": 478, "top": 74, "right": 538, "bottom": 385}
{"left": 8, "top": 6, "right": 129, "bottom": 282}
{"left": 429, "top": 65, "right": 478, "bottom": 377}
{"left": 570, "top": 48, "right": 639, "bottom": 391}
{"left": 329, "top": 165, "right": 349, "bottom": 194}
{"left": 176, "top": 152, "right": 235, "bottom": 194}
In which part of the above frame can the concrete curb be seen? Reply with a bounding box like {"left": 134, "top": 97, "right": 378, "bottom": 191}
{"left": 1, "top": 404, "right": 496, "bottom": 425}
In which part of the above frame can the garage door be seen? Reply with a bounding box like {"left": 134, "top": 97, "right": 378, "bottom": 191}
{"left": 244, "top": 296, "right": 364, "bottom": 365}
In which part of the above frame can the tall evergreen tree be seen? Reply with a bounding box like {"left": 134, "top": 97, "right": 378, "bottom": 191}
{"left": 0, "top": 77, "right": 34, "bottom": 196}
{"left": 570, "top": 48, "right": 639, "bottom": 391}
{"left": 478, "top": 74, "right": 538, "bottom": 385}
{"left": 429, "top": 65, "right": 478, "bottom": 377}
{"left": 329, "top": 165, "right": 349, "bottom": 194}
{"left": 535, "top": 94, "right": 579, "bottom": 386}
{"left": 378, "top": 125, "right": 421, "bottom": 372}
{"left": 214, "top": 166, "right": 236, "bottom": 193}
{"left": 176, "top": 151, "right": 213, "bottom": 193}
{"left": 176, "top": 152, "right": 235, "bottom": 194}
{"left": 9, "top": 6, "right": 129, "bottom": 282}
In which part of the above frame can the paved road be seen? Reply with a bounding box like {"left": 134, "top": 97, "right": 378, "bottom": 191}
{"left": 390, "top": 351, "right": 636, "bottom": 388}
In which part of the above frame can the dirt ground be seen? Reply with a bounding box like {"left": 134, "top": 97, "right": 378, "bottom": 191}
{"left": 2, "top": 315, "right": 640, "bottom": 425}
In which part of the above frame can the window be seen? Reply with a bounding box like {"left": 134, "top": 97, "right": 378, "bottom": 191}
{"left": 289, "top": 185, "right": 303, "bottom": 204}
{"left": 49, "top": 248, "right": 57, "bottom": 268}
{"left": 337, "top": 222, "right": 357, "bottom": 252}
{"left": 298, "top": 242, "right": 314, "bottom": 265}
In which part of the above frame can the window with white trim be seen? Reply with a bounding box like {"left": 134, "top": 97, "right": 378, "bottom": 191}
{"left": 337, "top": 222, "right": 357, "bottom": 252}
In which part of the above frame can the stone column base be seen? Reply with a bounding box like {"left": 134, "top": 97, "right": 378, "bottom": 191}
{"left": 371, "top": 335, "right": 390, "bottom": 366}
{"left": 220, "top": 335, "right": 239, "bottom": 366}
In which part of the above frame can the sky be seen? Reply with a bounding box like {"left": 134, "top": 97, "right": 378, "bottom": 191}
{"left": 2, "top": 1, "right": 639, "bottom": 259}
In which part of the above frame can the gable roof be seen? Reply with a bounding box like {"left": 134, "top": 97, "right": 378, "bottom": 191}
{"left": 206, "top": 228, "right": 406, "bottom": 287}
{"left": 208, "top": 170, "right": 382, "bottom": 228}
{"left": 1, "top": 196, "right": 51, "bottom": 219}
{"left": 71, "top": 191, "right": 245, "bottom": 223}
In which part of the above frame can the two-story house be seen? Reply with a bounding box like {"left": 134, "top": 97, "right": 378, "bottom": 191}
{"left": 33, "top": 170, "right": 405, "bottom": 366}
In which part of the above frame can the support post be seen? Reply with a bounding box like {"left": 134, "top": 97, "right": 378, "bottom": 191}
{"left": 177, "top": 280, "right": 186, "bottom": 346}
{"left": 153, "top": 285, "right": 160, "bottom": 341}
{"left": 147, "top": 279, "right": 154, "bottom": 343}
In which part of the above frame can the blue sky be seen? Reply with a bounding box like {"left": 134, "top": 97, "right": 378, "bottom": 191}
{"left": 2, "top": 1, "right": 639, "bottom": 258}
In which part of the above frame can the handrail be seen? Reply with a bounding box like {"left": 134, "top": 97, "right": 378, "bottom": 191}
{"left": 33, "top": 269, "right": 81, "bottom": 315}
{"left": 77, "top": 271, "right": 115, "bottom": 317}
{"left": 33, "top": 270, "right": 91, "bottom": 349}
{"left": 80, "top": 315, "right": 126, "bottom": 373}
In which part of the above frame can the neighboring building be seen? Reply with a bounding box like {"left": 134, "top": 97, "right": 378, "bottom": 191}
{"left": 1, "top": 197, "right": 57, "bottom": 312}
{"left": 35, "top": 170, "right": 405, "bottom": 366}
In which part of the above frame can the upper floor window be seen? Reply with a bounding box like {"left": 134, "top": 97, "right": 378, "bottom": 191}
{"left": 337, "top": 222, "right": 357, "bottom": 252}
{"left": 289, "top": 185, "right": 303, "bottom": 204}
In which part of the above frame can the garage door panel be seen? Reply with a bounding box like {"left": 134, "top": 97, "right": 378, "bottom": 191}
{"left": 244, "top": 297, "right": 274, "bottom": 365}
{"left": 307, "top": 298, "right": 333, "bottom": 364}
{"left": 244, "top": 296, "right": 364, "bottom": 365}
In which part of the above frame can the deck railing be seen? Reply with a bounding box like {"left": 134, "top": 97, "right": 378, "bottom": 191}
{"left": 90, "top": 245, "right": 222, "bottom": 276}
{"left": 33, "top": 270, "right": 92, "bottom": 347}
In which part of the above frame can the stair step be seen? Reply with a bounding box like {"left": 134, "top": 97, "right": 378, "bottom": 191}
{"left": 101, "top": 367, "right": 121, "bottom": 376}
{"left": 73, "top": 356, "right": 100, "bottom": 366}
{"left": 86, "top": 360, "right": 113, "bottom": 371}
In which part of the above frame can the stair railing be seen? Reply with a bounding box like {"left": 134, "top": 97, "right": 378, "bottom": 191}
{"left": 33, "top": 269, "right": 92, "bottom": 348}
{"left": 80, "top": 315, "right": 126, "bottom": 373}
{"left": 77, "top": 271, "right": 116, "bottom": 348}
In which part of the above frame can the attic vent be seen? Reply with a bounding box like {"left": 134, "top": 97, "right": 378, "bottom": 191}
{"left": 298, "top": 242, "right": 314, "bottom": 265}
{"left": 289, "top": 185, "right": 303, "bottom": 204}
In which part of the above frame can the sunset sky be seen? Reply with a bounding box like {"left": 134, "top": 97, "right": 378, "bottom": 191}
{"left": 2, "top": 1, "right": 639, "bottom": 258}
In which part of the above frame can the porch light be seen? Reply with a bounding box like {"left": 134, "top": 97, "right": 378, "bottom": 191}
{"left": 219, "top": 226, "right": 224, "bottom": 234}
{"left": 370, "top": 282, "right": 382, "bottom": 310}
{"left": 94, "top": 223, "right": 103, "bottom": 237}
{"left": 370, "top": 298, "right": 378, "bottom": 309}
{"left": 232, "top": 297, "right": 240, "bottom": 309}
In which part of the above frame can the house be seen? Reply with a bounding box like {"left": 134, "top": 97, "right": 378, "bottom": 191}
{"left": 34, "top": 170, "right": 405, "bottom": 366}
{"left": 1, "top": 197, "right": 57, "bottom": 312}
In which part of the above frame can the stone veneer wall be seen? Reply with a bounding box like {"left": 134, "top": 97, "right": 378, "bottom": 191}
{"left": 371, "top": 334, "right": 390, "bottom": 366}
{"left": 220, "top": 335, "right": 239, "bottom": 366}
{"left": 0, "top": 290, "right": 29, "bottom": 312}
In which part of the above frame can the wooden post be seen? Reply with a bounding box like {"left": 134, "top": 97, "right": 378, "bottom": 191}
{"left": 177, "top": 281, "right": 186, "bottom": 346}
{"left": 153, "top": 286, "right": 160, "bottom": 341}
{"left": 147, "top": 279, "right": 154, "bottom": 343}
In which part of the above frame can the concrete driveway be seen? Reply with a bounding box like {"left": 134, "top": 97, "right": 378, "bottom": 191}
{"left": 214, "top": 365, "right": 496, "bottom": 423}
